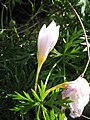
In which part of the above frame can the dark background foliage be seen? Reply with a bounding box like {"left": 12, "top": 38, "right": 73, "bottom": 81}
{"left": 0, "top": 0, "right": 90, "bottom": 120}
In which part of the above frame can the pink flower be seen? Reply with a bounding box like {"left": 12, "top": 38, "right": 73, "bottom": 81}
{"left": 37, "top": 21, "right": 60, "bottom": 64}
{"left": 62, "top": 77, "right": 90, "bottom": 118}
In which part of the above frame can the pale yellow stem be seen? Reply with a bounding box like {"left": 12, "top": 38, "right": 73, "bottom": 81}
{"left": 34, "top": 56, "right": 46, "bottom": 92}
{"left": 34, "top": 62, "right": 42, "bottom": 92}
{"left": 47, "top": 82, "right": 70, "bottom": 94}
{"left": 43, "top": 82, "right": 71, "bottom": 100}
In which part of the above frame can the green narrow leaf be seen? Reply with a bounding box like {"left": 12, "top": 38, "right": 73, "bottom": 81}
{"left": 50, "top": 109, "right": 55, "bottom": 120}
{"left": 45, "top": 112, "right": 50, "bottom": 120}
{"left": 31, "top": 89, "right": 41, "bottom": 102}
{"left": 41, "top": 105, "right": 47, "bottom": 112}
{"left": 59, "top": 113, "right": 66, "bottom": 120}
{"left": 23, "top": 91, "right": 34, "bottom": 102}
{"left": 38, "top": 85, "right": 42, "bottom": 99}
{"left": 38, "top": 81, "right": 46, "bottom": 101}
{"left": 12, "top": 92, "right": 28, "bottom": 101}
{"left": 36, "top": 106, "right": 41, "bottom": 120}
{"left": 41, "top": 81, "right": 46, "bottom": 92}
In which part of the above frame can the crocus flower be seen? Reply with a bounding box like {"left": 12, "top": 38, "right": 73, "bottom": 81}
{"left": 37, "top": 20, "right": 60, "bottom": 65}
{"left": 62, "top": 77, "right": 90, "bottom": 118}
{"left": 35, "top": 21, "right": 60, "bottom": 91}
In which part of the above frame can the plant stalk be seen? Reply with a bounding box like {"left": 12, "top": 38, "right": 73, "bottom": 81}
{"left": 34, "top": 61, "right": 43, "bottom": 92}
{"left": 67, "top": 0, "right": 90, "bottom": 77}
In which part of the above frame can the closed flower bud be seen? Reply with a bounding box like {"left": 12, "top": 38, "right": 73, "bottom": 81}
{"left": 37, "top": 21, "right": 60, "bottom": 65}
{"left": 62, "top": 77, "right": 90, "bottom": 118}
{"left": 35, "top": 21, "right": 60, "bottom": 91}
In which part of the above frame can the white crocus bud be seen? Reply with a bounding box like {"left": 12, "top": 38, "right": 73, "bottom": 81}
{"left": 35, "top": 21, "right": 60, "bottom": 92}
{"left": 37, "top": 21, "right": 60, "bottom": 65}
{"left": 62, "top": 77, "right": 90, "bottom": 118}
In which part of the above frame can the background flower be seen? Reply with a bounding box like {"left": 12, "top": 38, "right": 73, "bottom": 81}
{"left": 62, "top": 77, "right": 90, "bottom": 118}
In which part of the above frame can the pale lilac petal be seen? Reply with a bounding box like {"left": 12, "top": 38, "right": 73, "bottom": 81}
{"left": 38, "top": 24, "right": 46, "bottom": 39}
{"left": 62, "top": 76, "right": 90, "bottom": 118}
{"left": 38, "top": 24, "right": 47, "bottom": 53}
{"left": 47, "top": 21, "right": 56, "bottom": 32}
{"left": 37, "top": 21, "right": 60, "bottom": 62}
{"left": 49, "top": 25, "right": 60, "bottom": 52}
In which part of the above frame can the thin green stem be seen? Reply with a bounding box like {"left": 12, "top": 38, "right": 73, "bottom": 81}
{"left": 21, "top": 115, "right": 24, "bottom": 120}
{"left": 0, "top": 6, "right": 4, "bottom": 33}
{"left": 67, "top": 0, "right": 90, "bottom": 61}
{"left": 63, "top": 55, "right": 66, "bottom": 82}
{"left": 45, "top": 58, "right": 62, "bottom": 86}
{"left": 80, "top": 59, "right": 90, "bottom": 77}
{"left": 9, "top": 2, "right": 12, "bottom": 20}
{"left": 34, "top": 62, "right": 43, "bottom": 92}
{"left": 67, "top": 0, "right": 90, "bottom": 77}
{"left": 63, "top": 61, "right": 66, "bottom": 82}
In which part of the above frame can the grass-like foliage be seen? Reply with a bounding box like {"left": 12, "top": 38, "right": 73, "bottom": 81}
{"left": 0, "top": 0, "right": 90, "bottom": 120}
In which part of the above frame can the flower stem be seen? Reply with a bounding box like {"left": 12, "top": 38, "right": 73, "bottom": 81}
{"left": 45, "top": 58, "right": 62, "bottom": 86}
{"left": 47, "top": 82, "right": 69, "bottom": 93}
{"left": 43, "top": 82, "right": 70, "bottom": 100}
{"left": 63, "top": 59, "right": 66, "bottom": 82}
{"left": 67, "top": 0, "right": 90, "bottom": 76}
{"left": 80, "top": 59, "right": 90, "bottom": 77}
{"left": 34, "top": 61, "right": 43, "bottom": 92}
{"left": 81, "top": 114, "right": 90, "bottom": 120}
{"left": 67, "top": 0, "right": 90, "bottom": 61}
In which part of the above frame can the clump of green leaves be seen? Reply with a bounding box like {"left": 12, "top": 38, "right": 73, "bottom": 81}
{"left": 10, "top": 81, "right": 72, "bottom": 120}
